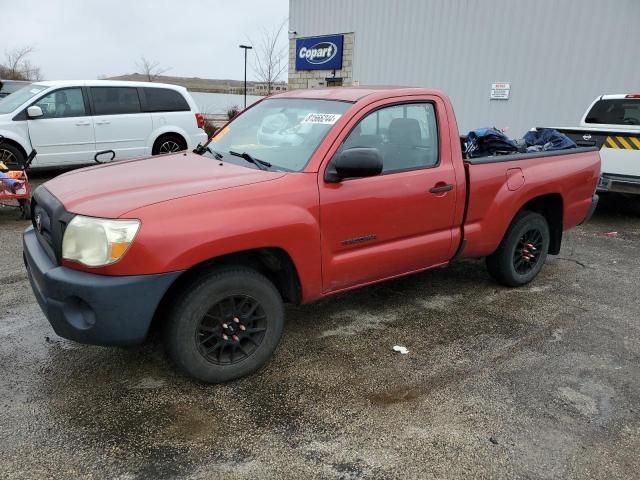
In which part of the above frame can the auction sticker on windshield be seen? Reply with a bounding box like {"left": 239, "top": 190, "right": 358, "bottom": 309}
{"left": 301, "top": 113, "right": 342, "bottom": 124}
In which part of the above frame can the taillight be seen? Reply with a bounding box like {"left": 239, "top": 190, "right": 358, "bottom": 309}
{"left": 625, "top": 94, "right": 640, "bottom": 99}
{"left": 195, "top": 113, "right": 205, "bottom": 129}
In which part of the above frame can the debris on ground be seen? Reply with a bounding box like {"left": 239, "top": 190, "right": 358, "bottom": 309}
{"left": 392, "top": 345, "right": 409, "bottom": 354}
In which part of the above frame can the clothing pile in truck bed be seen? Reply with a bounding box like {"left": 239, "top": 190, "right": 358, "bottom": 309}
{"left": 464, "top": 127, "right": 576, "bottom": 158}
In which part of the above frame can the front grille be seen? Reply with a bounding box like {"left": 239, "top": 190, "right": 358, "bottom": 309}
{"left": 31, "top": 186, "right": 74, "bottom": 265}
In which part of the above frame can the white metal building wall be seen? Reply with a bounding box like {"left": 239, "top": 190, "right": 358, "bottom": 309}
{"left": 289, "top": 0, "right": 640, "bottom": 135}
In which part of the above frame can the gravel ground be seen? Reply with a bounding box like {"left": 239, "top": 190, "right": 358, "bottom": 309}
{"left": 1, "top": 175, "right": 639, "bottom": 479}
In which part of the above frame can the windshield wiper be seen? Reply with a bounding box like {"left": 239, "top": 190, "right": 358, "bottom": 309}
{"left": 193, "top": 143, "right": 224, "bottom": 160}
{"left": 229, "top": 150, "right": 272, "bottom": 171}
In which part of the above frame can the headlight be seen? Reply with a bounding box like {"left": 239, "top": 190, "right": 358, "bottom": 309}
{"left": 62, "top": 215, "right": 140, "bottom": 267}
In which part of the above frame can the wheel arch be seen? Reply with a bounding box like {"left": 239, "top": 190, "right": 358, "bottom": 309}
{"left": 150, "top": 128, "right": 189, "bottom": 153}
{"left": 0, "top": 134, "right": 29, "bottom": 161}
{"left": 148, "top": 247, "right": 302, "bottom": 336}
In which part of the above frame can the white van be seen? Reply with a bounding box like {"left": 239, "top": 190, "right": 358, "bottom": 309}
{"left": 0, "top": 80, "right": 208, "bottom": 168}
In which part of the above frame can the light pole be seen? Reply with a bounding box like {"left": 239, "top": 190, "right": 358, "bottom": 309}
{"left": 239, "top": 44, "right": 253, "bottom": 109}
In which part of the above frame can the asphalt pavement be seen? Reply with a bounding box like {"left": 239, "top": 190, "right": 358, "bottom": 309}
{"left": 1, "top": 178, "right": 638, "bottom": 479}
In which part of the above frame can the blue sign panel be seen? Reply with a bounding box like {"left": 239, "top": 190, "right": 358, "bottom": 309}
{"left": 295, "top": 35, "right": 344, "bottom": 71}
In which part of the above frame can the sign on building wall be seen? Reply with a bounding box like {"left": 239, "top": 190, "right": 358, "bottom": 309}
{"left": 490, "top": 82, "right": 511, "bottom": 100}
{"left": 295, "top": 35, "right": 344, "bottom": 71}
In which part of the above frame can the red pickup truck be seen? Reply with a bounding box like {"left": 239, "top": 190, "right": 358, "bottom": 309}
{"left": 23, "top": 87, "right": 600, "bottom": 383}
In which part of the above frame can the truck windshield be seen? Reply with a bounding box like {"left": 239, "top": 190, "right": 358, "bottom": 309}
{"left": 585, "top": 99, "right": 640, "bottom": 126}
{"left": 204, "top": 98, "right": 352, "bottom": 171}
{"left": 0, "top": 85, "right": 47, "bottom": 114}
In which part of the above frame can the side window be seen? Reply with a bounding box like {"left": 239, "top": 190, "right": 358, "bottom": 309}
{"left": 143, "top": 88, "right": 190, "bottom": 112}
{"left": 33, "top": 88, "right": 87, "bottom": 118}
{"left": 339, "top": 103, "right": 438, "bottom": 173}
{"left": 91, "top": 87, "right": 141, "bottom": 115}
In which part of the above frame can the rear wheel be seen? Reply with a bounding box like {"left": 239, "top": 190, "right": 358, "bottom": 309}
{"left": 164, "top": 267, "right": 285, "bottom": 383}
{"left": 486, "top": 211, "right": 550, "bottom": 287}
{"left": 152, "top": 134, "right": 186, "bottom": 155}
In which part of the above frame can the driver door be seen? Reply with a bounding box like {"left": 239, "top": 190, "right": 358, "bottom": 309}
{"left": 27, "top": 87, "right": 96, "bottom": 167}
{"left": 318, "top": 100, "right": 458, "bottom": 293}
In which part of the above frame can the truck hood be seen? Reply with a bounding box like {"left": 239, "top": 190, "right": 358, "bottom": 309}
{"left": 43, "top": 152, "right": 286, "bottom": 218}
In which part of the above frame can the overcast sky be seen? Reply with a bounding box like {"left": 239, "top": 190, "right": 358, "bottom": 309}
{"left": 1, "top": 0, "right": 289, "bottom": 81}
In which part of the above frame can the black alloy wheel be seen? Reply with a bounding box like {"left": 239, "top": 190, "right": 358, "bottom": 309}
{"left": 164, "top": 267, "right": 285, "bottom": 383}
{"left": 486, "top": 211, "right": 550, "bottom": 287}
{"left": 196, "top": 295, "right": 267, "bottom": 365}
{"left": 513, "top": 228, "right": 544, "bottom": 274}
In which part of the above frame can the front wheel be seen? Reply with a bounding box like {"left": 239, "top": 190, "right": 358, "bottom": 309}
{"left": 486, "top": 211, "right": 550, "bottom": 287}
{"left": 164, "top": 267, "right": 285, "bottom": 383}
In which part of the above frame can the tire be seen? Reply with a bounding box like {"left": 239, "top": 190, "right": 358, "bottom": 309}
{"left": 0, "top": 143, "right": 26, "bottom": 169}
{"left": 486, "top": 211, "right": 550, "bottom": 287}
{"left": 164, "top": 267, "right": 285, "bottom": 383}
{"left": 19, "top": 199, "right": 31, "bottom": 220}
{"left": 152, "top": 134, "right": 187, "bottom": 155}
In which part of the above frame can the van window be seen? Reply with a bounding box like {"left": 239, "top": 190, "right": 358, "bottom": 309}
{"left": 143, "top": 88, "right": 189, "bottom": 112}
{"left": 91, "top": 87, "right": 141, "bottom": 115}
{"left": 33, "top": 88, "right": 87, "bottom": 118}
{"left": 585, "top": 99, "right": 640, "bottom": 126}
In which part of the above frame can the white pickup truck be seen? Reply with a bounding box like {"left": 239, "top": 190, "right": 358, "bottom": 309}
{"left": 554, "top": 94, "right": 640, "bottom": 196}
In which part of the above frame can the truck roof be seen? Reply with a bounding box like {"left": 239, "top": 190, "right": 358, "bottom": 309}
{"left": 599, "top": 94, "right": 640, "bottom": 100}
{"left": 271, "top": 86, "right": 444, "bottom": 102}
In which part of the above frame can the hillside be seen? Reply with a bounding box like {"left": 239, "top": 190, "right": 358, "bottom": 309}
{"left": 108, "top": 73, "right": 269, "bottom": 93}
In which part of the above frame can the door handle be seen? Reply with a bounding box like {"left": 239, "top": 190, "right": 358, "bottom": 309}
{"left": 95, "top": 120, "right": 110, "bottom": 125}
{"left": 75, "top": 121, "right": 90, "bottom": 126}
{"left": 429, "top": 183, "right": 454, "bottom": 194}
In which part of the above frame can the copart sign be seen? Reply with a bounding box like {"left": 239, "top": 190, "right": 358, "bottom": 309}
{"left": 295, "top": 34, "right": 344, "bottom": 71}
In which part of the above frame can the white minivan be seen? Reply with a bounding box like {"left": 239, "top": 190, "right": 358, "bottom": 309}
{"left": 0, "top": 80, "right": 208, "bottom": 168}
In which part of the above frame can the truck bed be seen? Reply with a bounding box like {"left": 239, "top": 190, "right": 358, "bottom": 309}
{"left": 460, "top": 147, "right": 601, "bottom": 258}
{"left": 464, "top": 146, "right": 599, "bottom": 164}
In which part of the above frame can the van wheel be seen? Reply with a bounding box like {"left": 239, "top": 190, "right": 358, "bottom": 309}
{"left": 152, "top": 134, "right": 186, "bottom": 155}
{"left": 0, "top": 143, "right": 26, "bottom": 169}
{"left": 486, "top": 211, "right": 550, "bottom": 287}
{"left": 164, "top": 267, "right": 285, "bottom": 383}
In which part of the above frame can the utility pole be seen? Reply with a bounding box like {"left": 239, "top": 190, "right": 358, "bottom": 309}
{"left": 239, "top": 44, "right": 253, "bottom": 109}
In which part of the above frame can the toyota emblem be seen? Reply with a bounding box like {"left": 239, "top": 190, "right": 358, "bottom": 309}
{"left": 583, "top": 134, "right": 592, "bottom": 141}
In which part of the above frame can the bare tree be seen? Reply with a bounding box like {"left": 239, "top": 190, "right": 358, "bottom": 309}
{"left": 251, "top": 20, "right": 288, "bottom": 95}
{"left": 136, "top": 56, "right": 170, "bottom": 82}
{"left": 1, "top": 46, "right": 42, "bottom": 80}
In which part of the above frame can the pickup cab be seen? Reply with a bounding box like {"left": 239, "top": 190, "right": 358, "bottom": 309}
{"left": 553, "top": 94, "right": 640, "bottom": 195}
{"left": 23, "top": 87, "right": 600, "bottom": 383}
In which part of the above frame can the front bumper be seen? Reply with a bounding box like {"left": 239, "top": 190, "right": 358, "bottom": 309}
{"left": 23, "top": 226, "right": 182, "bottom": 346}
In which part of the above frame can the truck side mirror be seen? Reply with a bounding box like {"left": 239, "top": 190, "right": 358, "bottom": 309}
{"left": 325, "top": 147, "right": 383, "bottom": 182}
{"left": 27, "top": 106, "right": 43, "bottom": 118}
